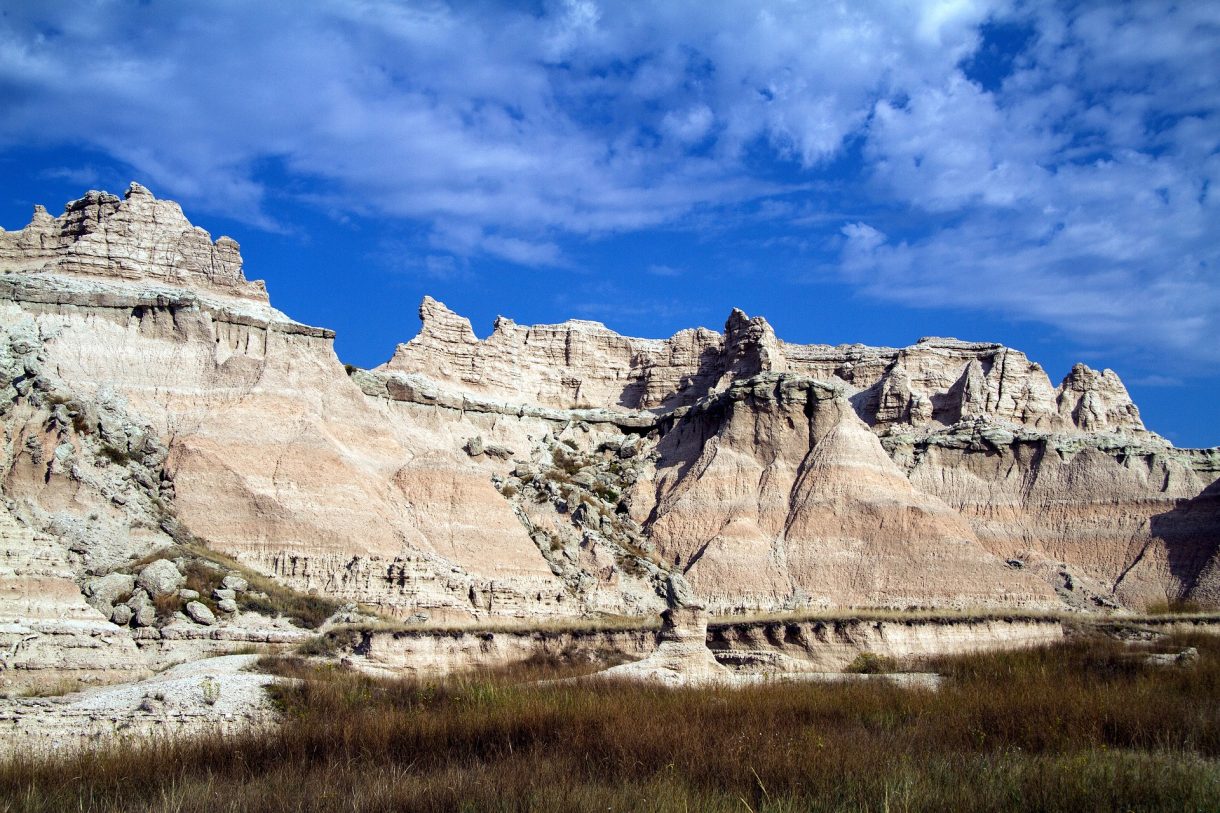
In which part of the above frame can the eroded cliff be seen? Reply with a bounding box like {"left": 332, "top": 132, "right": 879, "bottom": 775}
{"left": 0, "top": 185, "right": 1215, "bottom": 662}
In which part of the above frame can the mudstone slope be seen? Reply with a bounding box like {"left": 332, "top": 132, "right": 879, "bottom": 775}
{"left": 0, "top": 185, "right": 1216, "bottom": 687}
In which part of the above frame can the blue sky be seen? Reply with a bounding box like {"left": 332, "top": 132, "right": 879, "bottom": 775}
{"left": 1, "top": 1, "right": 1217, "bottom": 446}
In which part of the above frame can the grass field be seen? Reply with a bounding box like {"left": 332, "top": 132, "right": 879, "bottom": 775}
{"left": 2, "top": 632, "right": 1218, "bottom": 812}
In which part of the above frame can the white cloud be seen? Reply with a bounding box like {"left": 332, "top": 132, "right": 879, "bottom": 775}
{"left": 0, "top": 1, "right": 1217, "bottom": 366}
{"left": 0, "top": 0, "right": 1005, "bottom": 232}
{"left": 1131, "top": 375, "right": 1184, "bottom": 388}
{"left": 661, "top": 105, "right": 714, "bottom": 145}
{"left": 840, "top": 2, "right": 1220, "bottom": 365}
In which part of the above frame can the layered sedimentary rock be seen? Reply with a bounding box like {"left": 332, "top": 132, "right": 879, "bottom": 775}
{"left": 384, "top": 301, "right": 1146, "bottom": 435}
{"left": 378, "top": 287, "right": 1216, "bottom": 612}
{"left": 0, "top": 654, "right": 279, "bottom": 754}
{"left": 0, "top": 185, "right": 579, "bottom": 628}
{"left": 707, "top": 615, "right": 1065, "bottom": 672}
{"left": 0, "top": 185, "right": 245, "bottom": 289}
{"left": 0, "top": 507, "right": 145, "bottom": 690}
{"left": 645, "top": 377, "right": 1055, "bottom": 609}
{"left": 0, "top": 184, "right": 1216, "bottom": 641}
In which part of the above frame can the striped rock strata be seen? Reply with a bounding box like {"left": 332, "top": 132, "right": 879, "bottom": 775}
{"left": 0, "top": 185, "right": 1215, "bottom": 656}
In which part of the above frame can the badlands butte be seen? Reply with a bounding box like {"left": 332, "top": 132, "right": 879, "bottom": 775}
{"left": 0, "top": 184, "right": 1218, "bottom": 690}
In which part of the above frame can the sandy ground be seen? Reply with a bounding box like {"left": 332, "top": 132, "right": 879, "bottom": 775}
{"left": 0, "top": 654, "right": 280, "bottom": 755}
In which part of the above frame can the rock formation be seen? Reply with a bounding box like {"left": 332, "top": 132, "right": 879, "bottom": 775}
{"left": 593, "top": 573, "right": 730, "bottom": 685}
{"left": 0, "top": 506, "right": 144, "bottom": 690}
{"left": 0, "top": 183, "right": 1215, "bottom": 676}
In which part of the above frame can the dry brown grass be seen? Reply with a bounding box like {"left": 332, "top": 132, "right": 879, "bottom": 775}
{"left": 150, "top": 590, "right": 180, "bottom": 621}
{"left": 711, "top": 606, "right": 1220, "bottom": 632}
{"left": 710, "top": 606, "right": 1069, "bottom": 628}
{"left": 3, "top": 633, "right": 1219, "bottom": 812}
{"left": 1143, "top": 599, "right": 1208, "bottom": 615}
{"left": 16, "top": 677, "right": 85, "bottom": 698}
{"left": 331, "top": 612, "right": 662, "bottom": 638}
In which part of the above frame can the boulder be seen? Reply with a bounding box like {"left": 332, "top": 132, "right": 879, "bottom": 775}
{"left": 179, "top": 589, "right": 200, "bottom": 601}
{"left": 133, "top": 604, "right": 157, "bottom": 627}
{"left": 136, "top": 559, "right": 184, "bottom": 598}
{"left": 109, "top": 604, "right": 133, "bottom": 626}
{"left": 184, "top": 601, "right": 216, "bottom": 626}
{"left": 217, "top": 598, "right": 238, "bottom": 614}
{"left": 212, "top": 588, "right": 236, "bottom": 602}
{"left": 220, "top": 574, "right": 248, "bottom": 592}
{"left": 484, "top": 443, "right": 515, "bottom": 459}
{"left": 1144, "top": 647, "right": 1200, "bottom": 667}
{"left": 84, "top": 572, "right": 135, "bottom": 614}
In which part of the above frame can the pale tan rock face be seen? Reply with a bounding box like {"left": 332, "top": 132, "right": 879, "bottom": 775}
{"left": 0, "top": 184, "right": 1216, "bottom": 630}
{"left": 885, "top": 423, "right": 1220, "bottom": 606}
{"left": 708, "top": 617, "right": 1065, "bottom": 672}
{"left": 0, "top": 508, "right": 147, "bottom": 691}
{"left": 646, "top": 376, "right": 1057, "bottom": 611}
{"left": 0, "top": 187, "right": 572, "bottom": 623}
{"left": 0, "top": 184, "right": 252, "bottom": 297}
{"left": 387, "top": 296, "right": 1147, "bottom": 437}
{"left": 381, "top": 296, "right": 731, "bottom": 411}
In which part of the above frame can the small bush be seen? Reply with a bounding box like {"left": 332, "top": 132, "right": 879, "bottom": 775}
{"left": 239, "top": 592, "right": 277, "bottom": 616}
{"left": 845, "top": 652, "right": 898, "bottom": 674}
{"left": 550, "top": 446, "right": 584, "bottom": 475}
{"left": 236, "top": 589, "right": 338, "bottom": 631}
{"left": 199, "top": 678, "right": 220, "bottom": 706}
{"left": 182, "top": 560, "right": 224, "bottom": 598}
{"left": 98, "top": 444, "right": 133, "bottom": 465}
{"left": 592, "top": 484, "right": 619, "bottom": 503}
{"left": 616, "top": 553, "right": 648, "bottom": 577}
{"left": 1146, "top": 598, "right": 1204, "bottom": 615}
{"left": 19, "top": 678, "right": 84, "bottom": 698}
{"left": 70, "top": 412, "right": 91, "bottom": 435}
{"left": 297, "top": 635, "right": 338, "bottom": 658}
{"left": 152, "top": 591, "right": 181, "bottom": 621}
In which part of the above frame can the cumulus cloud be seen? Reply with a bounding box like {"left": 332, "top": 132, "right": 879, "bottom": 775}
{"left": 844, "top": 2, "right": 1220, "bottom": 365}
{"left": 0, "top": 0, "right": 1216, "bottom": 365}
{"left": 0, "top": 0, "right": 1000, "bottom": 231}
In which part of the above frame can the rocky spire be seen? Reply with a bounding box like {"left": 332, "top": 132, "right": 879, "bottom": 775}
{"left": 1056, "top": 363, "right": 1143, "bottom": 432}
{"left": 416, "top": 295, "right": 479, "bottom": 346}
{"left": 0, "top": 182, "right": 258, "bottom": 298}
{"left": 718, "top": 308, "right": 786, "bottom": 389}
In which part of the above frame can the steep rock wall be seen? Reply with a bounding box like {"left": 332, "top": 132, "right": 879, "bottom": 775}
{"left": 0, "top": 187, "right": 575, "bottom": 623}
{"left": 645, "top": 376, "right": 1057, "bottom": 611}
{"left": 385, "top": 299, "right": 1146, "bottom": 436}
{"left": 0, "top": 184, "right": 1216, "bottom": 623}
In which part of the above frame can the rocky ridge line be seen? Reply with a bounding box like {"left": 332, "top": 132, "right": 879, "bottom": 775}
{"left": 0, "top": 184, "right": 1216, "bottom": 628}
